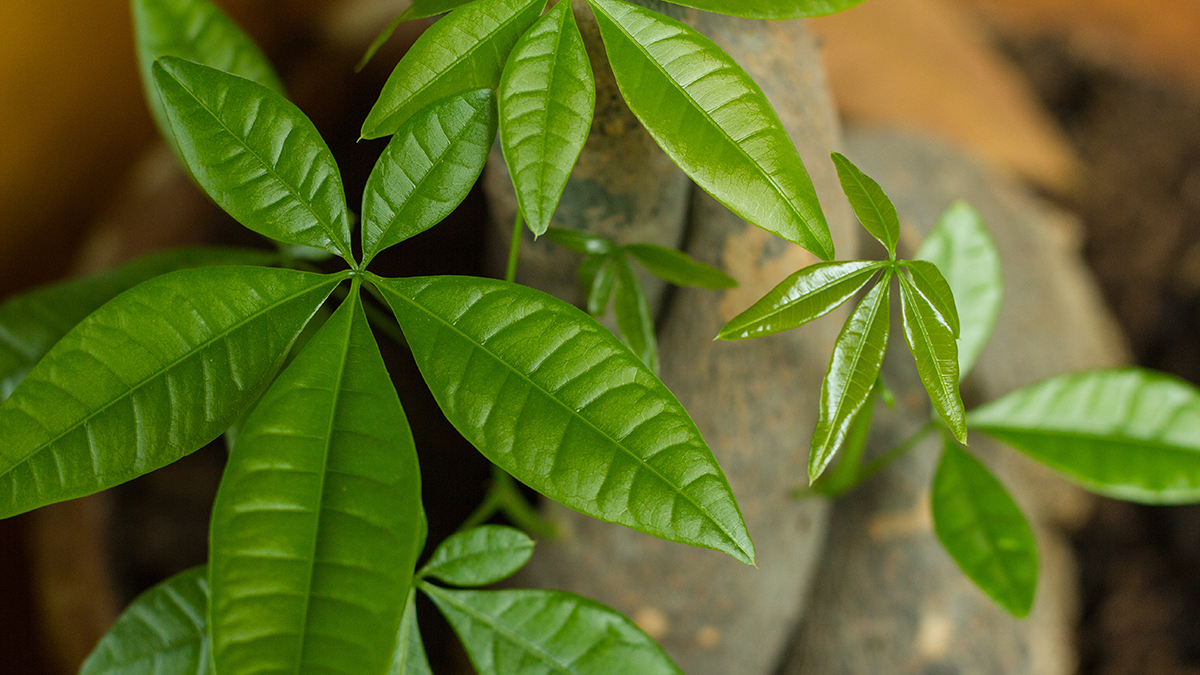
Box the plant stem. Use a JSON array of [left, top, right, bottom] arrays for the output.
[[459, 465, 558, 540], [506, 210, 524, 284]]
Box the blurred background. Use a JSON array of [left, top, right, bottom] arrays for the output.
[[3, 0, 1200, 672]]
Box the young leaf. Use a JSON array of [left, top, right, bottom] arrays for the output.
[[810, 384, 878, 498], [499, 1, 596, 237], [0, 266, 342, 519], [372, 274, 754, 564], [898, 274, 967, 444], [362, 89, 498, 265], [663, 0, 867, 20], [831, 152, 900, 259], [613, 255, 660, 373], [810, 273, 891, 482], [389, 590, 434, 675], [421, 584, 684, 675], [0, 246, 276, 399], [79, 566, 209, 675], [358, 0, 481, 72], [545, 227, 616, 256], [589, 0, 834, 260], [968, 369, 1200, 504], [209, 292, 424, 675], [718, 261, 885, 341], [419, 525, 535, 586], [901, 260, 960, 338], [153, 57, 355, 263], [361, 0, 547, 139], [133, 0, 284, 153], [579, 255, 617, 317], [624, 244, 736, 289], [916, 201, 1001, 379], [933, 442, 1038, 617]]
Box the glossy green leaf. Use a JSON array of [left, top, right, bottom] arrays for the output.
[[589, 0, 834, 260], [916, 201, 1001, 378], [422, 583, 684, 675], [133, 0, 283, 154], [810, 272, 890, 482], [80, 566, 210, 675], [0, 266, 341, 519], [153, 57, 355, 262], [389, 589, 433, 675], [499, 1, 595, 237], [831, 152, 899, 259], [901, 260, 960, 338], [0, 246, 276, 400], [546, 228, 615, 256], [372, 273, 754, 564], [933, 442, 1038, 617], [579, 255, 617, 317], [898, 274, 967, 443], [718, 261, 884, 341], [419, 525, 535, 586], [357, 0, 480, 72], [810, 384, 878, 498], [624, 244, 736, 289], [665, 0, 867, 19], [613, 255, 659, 373], [362, 89, 498, 265], [209, 292, 423, 675], [361, 0, 546, 139], [968, 369, 1200, 504]]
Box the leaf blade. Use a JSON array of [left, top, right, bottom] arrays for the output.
[[623, 244, 736, 289], [580, 255, 617, 317], [898, 274, 967, 443], [419, 525, 535, 586], [932, 442, 1038, 617], [389, 590, 434, 675], [0, 266, 341, 518], [665, 0, 867, 19], [901, 260, 960, 338], [373, 274, 754, 564], [831, 152, 900, 259], [613, 255, 659, 373], [358, 0, 481, 72], [545, 227, 615, 256], [589, 0, 834, 260]]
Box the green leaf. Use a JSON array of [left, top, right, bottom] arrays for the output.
[[612, 255, 659, 373], [152, 57, 355, 263], [209, 292, 424, 675], [898, 275, 967, 443], [916, 201, 1001, 378], [901, 260, 960, 338], [0, 246, 277, 400], [389, 589, 434, 675], [831, 152, 900, 259], [361, 0, 547, 139], [810, 384, 878, 498], [545, 228, 616, 256], [810, 272, 891, 482], [357, 0, 480, 72], [932, 442, 1038, 617], [717, 261, 884, 341], [579, 255, 617, 317], [0, 266, 341, 519], [372, 273, 754, 564], [588, 0, 834, 260], [362, 89, 498, 265], [422, 583, 684, 675], [499, 1, 596, 237], [133, 0, 284, 154], [80, 566, 210, 675], [968, 369, 1200, 504], [419, 525, 535, 586], [664, 0, 867, 19], [623, 244, 736, 289]]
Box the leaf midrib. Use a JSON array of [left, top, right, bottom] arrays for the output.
[[724, 263, 881, 337], [389, 282, 750, 560]]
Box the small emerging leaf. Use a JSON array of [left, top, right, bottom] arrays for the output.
[[80, 566, 209, 675], [916, 202, 1001, 378], [372, 274, 754, 564], [500, 1, 596, 236], [389, 590, 434, 675], [898, 274, 967, 443], [613, 255, 659, 373], [969, 369, 1200, 504], [361, 0, 546, 138], [831, 152, 900, 259], [624, 244, 736, 289], [589, 0, 834, 260], [579, 255, 617, 317], [932, 442, 1038, 617], [665, 0, 867, 19], [422, 583, 685, 675], [358, 0, 480, 72], [810, 272, 891, 482], [420, 525, 535, 586], [546, 227, 615, 255], [153, 57, 354, 262], [718, 261, 885, 340], [362, 89, 498, 265], [902, 260, 960, 338]]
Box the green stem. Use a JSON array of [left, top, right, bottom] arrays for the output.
[[506, 210, 524, 284], [855, 419, 938, 485], [459, 465, 558, 540]]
